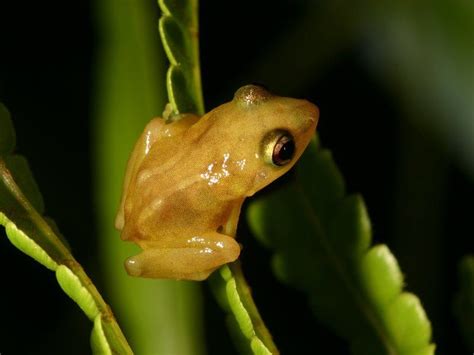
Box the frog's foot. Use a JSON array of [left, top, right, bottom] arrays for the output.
[[124, 232, 241, 281]]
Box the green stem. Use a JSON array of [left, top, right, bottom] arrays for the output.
[[187, 0, 204, 115]]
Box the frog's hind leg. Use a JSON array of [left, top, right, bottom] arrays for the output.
[[124, 232, 241, 281], [115, 118, 165, 230], [115, 114, 201, 231]]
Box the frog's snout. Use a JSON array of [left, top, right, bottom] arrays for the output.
[[299, 102, 319, 133]]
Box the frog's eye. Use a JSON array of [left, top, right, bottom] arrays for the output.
[[273, 133, 295, 166], [262, 130, 295, 167]]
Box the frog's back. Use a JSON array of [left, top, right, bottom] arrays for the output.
[[119, 115, 233, 243], [132, 151, 233, 231]]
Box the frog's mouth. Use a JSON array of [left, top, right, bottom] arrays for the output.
[[249, 170, 270, 196]]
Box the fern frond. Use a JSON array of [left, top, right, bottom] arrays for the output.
[[248, 137, 435, 355], [0, 104, 132, 355]]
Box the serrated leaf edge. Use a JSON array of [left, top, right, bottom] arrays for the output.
[[158, 0, 204, 115]]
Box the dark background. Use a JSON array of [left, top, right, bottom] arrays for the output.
[[0, 0, 472, 354]]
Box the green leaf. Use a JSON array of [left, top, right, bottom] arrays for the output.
[[453, 255, 474, 349], [56, 265, 100, 320], [209, 264, 277, 355], [91, 315, 112, 355], [159, 0, 204, 115], [5, 219, 58, 271], [3, 155, 44, 212], [359, 245, 403, 310], [383, 293, 432, 351], [0, 103, 15, 154], [0, 104, 132, 354], [248, 138, 435, 354]]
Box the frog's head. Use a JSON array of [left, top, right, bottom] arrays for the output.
[[230, 84, 319, 196]]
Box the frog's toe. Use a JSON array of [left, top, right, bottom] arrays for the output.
[[124, 257, 143, 277]]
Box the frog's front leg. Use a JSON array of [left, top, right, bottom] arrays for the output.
[[125, 233, 241, 280]]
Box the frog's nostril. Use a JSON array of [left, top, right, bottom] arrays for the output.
[[299, 116, 317, 133]]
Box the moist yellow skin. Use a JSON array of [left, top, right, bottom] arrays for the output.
[[115, 85, 319, 280]]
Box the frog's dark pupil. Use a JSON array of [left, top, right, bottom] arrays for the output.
[[273, 134, 295, 166], [280, 140, 295, 160]]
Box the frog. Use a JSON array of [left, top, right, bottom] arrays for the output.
[[115, 84, 319, 280]]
